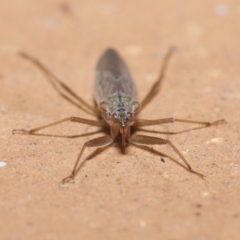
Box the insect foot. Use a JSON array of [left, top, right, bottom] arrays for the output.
[[211, 119, 227, 126], [62, 173, 75, 184], [12, 129, 30, 135]]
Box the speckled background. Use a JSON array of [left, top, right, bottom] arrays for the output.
[[0, 1, 239, 240]]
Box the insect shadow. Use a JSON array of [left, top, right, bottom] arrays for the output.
[[13, 48, 226, 183]]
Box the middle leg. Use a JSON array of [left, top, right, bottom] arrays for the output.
[[133, 118, 226, 127], [13, 116, 108, 136]]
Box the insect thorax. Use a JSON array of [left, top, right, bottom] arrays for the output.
[[99, 92, 140, 127]]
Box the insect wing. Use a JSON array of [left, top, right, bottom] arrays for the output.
[[94, 48, 137, 104]]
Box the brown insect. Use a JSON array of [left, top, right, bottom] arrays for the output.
[[13, 48, 226, 183]]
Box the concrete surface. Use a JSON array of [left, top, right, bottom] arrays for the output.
[[0, 0, 239, 239]]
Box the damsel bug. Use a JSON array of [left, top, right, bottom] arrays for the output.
[[13, 48, 225, 183]]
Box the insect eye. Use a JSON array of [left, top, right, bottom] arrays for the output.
[[133, 101, 140, 112], [109, 113, 118, 122], [99, 101, 108, 112], [127, 113, 135, 122]]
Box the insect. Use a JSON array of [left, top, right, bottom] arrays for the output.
[[13, 48, 226, 183]]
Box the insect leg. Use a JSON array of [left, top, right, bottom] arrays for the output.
[[62, 135, 113, 183], [139, 47, 175, 112], [12, 130, 103, 139], [13, 117, 108, 136], [128, 134, 203, 178], [19, 52, 99, 116], [133, 118, 226, 127]]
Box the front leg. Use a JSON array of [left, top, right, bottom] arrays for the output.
[[62, 135, 113, 183], [128, 134, 204, 178]]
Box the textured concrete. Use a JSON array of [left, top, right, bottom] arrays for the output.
[[0, 1, 239, 239]]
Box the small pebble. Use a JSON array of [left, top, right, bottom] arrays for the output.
[[0, 161, 7, 167], [206, 138, 224, 145], [139, 220, 146, 228], [214, 3, 229, 17]]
